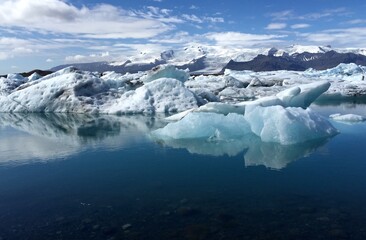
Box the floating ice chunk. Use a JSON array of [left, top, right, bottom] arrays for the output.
[[276, 81, 331, 108], [153, 112, 251, 140], [329, 113, 366, 122], [105, 78, 198, 114], [0, 69, 109, 113], [195, 102, 246, 115], [305, 63, 365, 76], [167, 80, 331, 121], [140, 65, 189, 83], [165, 109, 196, 121], [245, 105, 338, 145], [6, 73, 25, 81], [28, 72, 42, 81], [101, 71, 144, 87], [155, 105, 338, 145], [192, 88, 220, 103]]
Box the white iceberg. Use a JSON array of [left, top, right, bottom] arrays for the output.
[[140, 65, 189, 83], [104, 78, 198, 114], [245, 105, 338, 144], [0, 66, 198, 114], [154, 112, 251, 140], [155, 80, 338, 145], [167, 80, 331, 121], [154, 107, 337, 145], [1, 63, 366, 115]]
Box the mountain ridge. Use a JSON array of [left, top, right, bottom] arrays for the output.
[[47, 45, 366, 74]]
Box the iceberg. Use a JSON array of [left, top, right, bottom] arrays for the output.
[[140, 65, 190, 83], [167, 81, 331, 121], [244, 105, 337, 145], [1, 63, 365, 115], [155, 80, 338, 145], [154, 112, 251, 140], [104, 78, 198, 114], [154, 107, 337, 145], [0, 66, 198, 114]]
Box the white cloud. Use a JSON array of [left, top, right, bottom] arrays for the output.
[[182, 14, 203, 23], [0, 37, 33, 59], [149, 31, 191, 44], [205, 32, 287, 47], [301, 27, 366, 48], [204, 17, 224, 23], [0, 52, 10, 60], [266, 23, 287, 30], [270, 8, 351, 21], [346, 19, 366, 25], [0, 0, 171, 39], [270, 10, 294, 20], [46, 58, 53, 62], [65, 51, 112, 63], [182, 14, 224, 24], [291, 23, 310, 29]]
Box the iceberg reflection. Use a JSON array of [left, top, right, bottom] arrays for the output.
[[0, 113, 333, 170], [0, 113, 165, 165], [153, 135, 331, 170]]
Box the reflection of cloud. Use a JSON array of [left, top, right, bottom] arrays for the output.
[[152, 134, 331, 170], [0, 113, 165, 166]]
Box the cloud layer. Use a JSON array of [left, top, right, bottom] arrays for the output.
[[0, 0, 171, 39]]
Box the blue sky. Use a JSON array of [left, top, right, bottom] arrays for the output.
[[1, 0, 366, 74]]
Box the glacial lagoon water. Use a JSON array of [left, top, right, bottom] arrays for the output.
[[0, 104, 366, 240]]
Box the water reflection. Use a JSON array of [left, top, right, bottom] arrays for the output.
[[0, 113, 334, 169], [0, 113, 165, 165], [153, 134, 331, 170]]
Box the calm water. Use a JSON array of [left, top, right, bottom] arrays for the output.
[[0, 104, 366, 240]]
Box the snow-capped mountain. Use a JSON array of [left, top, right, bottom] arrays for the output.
[[50, 45, 366, 74]]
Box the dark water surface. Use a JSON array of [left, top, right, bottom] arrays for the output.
[[0, 105, 366, 240]]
